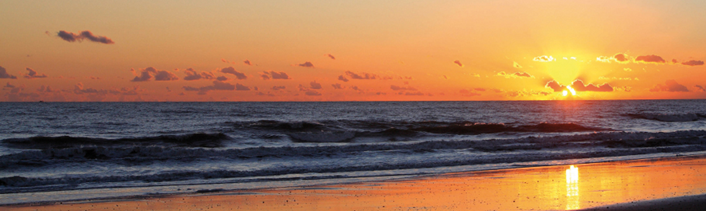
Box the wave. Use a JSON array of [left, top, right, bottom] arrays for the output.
[[2, 136, 705, 191], [232, 120, 612, 142], [2, 130, 706, 171], [2, 133, 230, 149], [625, 113, 706, 122]]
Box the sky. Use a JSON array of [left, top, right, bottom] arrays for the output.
[[1, 0, 705, 101]]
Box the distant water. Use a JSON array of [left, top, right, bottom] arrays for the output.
[[2, 100, 706, 204]]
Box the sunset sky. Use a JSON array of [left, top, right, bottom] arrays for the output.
[[1, 0, 705, 101]]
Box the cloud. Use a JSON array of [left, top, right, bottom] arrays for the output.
[[474, 88, 486, 91], [338, 75, 349, 82], [513, 61, 522, 68], [327, 54, 336, 60], [310, 81, 322, 89], [404, 91, 425, 96], [0, 66, 17, 79], [37, 85, 53, 92], [681, 60, 704, 66], [459, 89, 481, 97], [182, 81, 246, 95], [570, 80, 614, 92], [57, 30, 114, 44], [298, 84, 322, 96], [272, 86, 286, 90], [216, 76, 228, 81], [650, 80, 689, 92], [243, 60, 252, 66], [131, 67, 178, 82], [635, 55, 666, 63], [545, 80, 613, 92], [331, 83, 344, 89], [532, 55, 555, 62], [260, 71, 290, 80], [23, 68, 47, 79], [597, 53, 631, 63], [613, 53, 629, 63], [74, 82, 121, 95], [220, 67, 247, 79], [545, 81, 563, 92], [454, 60, 463, 67], [183, 68, 215, 81], [694, 85, 705, 92], [505, 90, 551, 97], [298, 62, 314, 68], [614, 86, 632, 92], [345, 71, 378, 80], [4, 82, 15, 89], [305, 91, 322, 96], [154, 71, 178, 81], [496, 71, 534, 78], [235, 83, 250, 91], [390, 85, 417, 91]]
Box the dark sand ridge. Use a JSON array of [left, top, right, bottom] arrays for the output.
[[4, 155, 706, 211]]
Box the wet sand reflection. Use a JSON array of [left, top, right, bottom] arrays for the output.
[[5, 157, 706, 211], [566, 165, 579, 210]]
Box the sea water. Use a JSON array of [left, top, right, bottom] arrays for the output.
[[1, 100, 706, 204]]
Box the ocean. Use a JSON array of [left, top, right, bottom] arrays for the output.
[[2, 100, 706, 204]]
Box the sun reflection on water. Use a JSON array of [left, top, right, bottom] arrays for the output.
[[566, 165, 579, 210]]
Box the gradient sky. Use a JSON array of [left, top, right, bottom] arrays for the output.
[[1, 0, 705, 101]]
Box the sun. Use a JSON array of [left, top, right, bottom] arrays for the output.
[[562, 85, 577, 96]]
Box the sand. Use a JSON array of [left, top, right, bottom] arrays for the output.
[[4, 155, 706, 211]]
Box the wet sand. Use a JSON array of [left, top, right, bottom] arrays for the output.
[[4, 155, 706, 211]]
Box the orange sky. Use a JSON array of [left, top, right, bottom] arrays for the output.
[[1, 0, 705, 101]]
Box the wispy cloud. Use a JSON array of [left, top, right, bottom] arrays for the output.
[[390, 85, 417, 91], [331, 83, 344, 89], [57, 30, 114, 44], [453, 60, 463, 67], [310, 81, 322, 89], [298, 62, 314, 68], [532, 55, 555, 62], [24, 68, 47, 79], [345, 71, 378, 80], [183, 81, 249, 95], [220, 67, 247, 79], [635, 55, 666, 64], [496, 71, 533, 78], [0, 66, 17, 79], [260, 71, 290, 80], [545, 80, 614, 92], [596, 53, 630, 63], [681, 60, 704, 66], [131, 67, 178, 82], [183, 68, 215, 81], [650, 80, 689, 92]]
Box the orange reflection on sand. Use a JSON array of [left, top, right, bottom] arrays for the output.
[[5, 157, 706, 211], [566, 165, 579, 210]]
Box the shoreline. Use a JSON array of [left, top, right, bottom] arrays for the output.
[[4, 155, 706, 210]]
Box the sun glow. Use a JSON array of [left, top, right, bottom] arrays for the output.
[[567, 86, 576, 95], [563, 86, 577, 97]]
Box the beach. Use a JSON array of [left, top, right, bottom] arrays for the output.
[[4, 155, 706, 211]]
